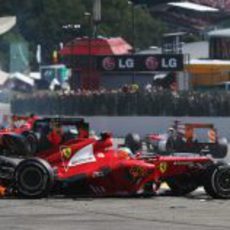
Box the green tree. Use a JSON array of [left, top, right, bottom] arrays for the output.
[[0, 0, 166, 70]]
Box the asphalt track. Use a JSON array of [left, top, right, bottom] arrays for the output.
[[1, 141, 230, 230], [1, 190, 230, 230]]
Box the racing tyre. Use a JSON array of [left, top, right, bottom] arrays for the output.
[[125, 133, 142, 153], [203, 163, 230, 199], [2, 134, 31, 157], [0, 156, 20, 181], [211, 138, 228, 159], [15, 158, 54, 198], [166, 176, 199, 196]]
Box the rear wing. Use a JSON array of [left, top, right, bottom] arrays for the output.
[[32, 116, 90, 137]]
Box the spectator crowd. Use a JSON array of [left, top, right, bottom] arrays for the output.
[[11, 87, 230, 116]]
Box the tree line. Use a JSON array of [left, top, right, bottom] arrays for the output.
[[0, 0, 165, 71]]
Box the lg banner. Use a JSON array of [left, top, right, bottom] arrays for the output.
[[97, 54, 184, 72]]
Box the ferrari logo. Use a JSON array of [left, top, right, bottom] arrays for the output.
[[61, 147, 72, 159], [159, 162, 168, 173]]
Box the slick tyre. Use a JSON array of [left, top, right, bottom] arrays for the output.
[[211, 138, 228, 159], [15, 158, 54, 198], [203, 163, 230, 199], [166, 176, 198, 196]]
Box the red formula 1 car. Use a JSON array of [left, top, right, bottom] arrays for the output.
[[142, 121, 228, 158], [0, 117, 230, 199], [0, 114, 40, 155]]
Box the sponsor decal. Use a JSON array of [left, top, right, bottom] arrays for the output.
[[60, 146, 72, 159], [68, 144, 96, 166], [102, 56, 116, 71], [159, 162, 168, 173], [130, 166, 147, 178], [145, 56, 159, 70], [173, 161, 194, 166], [97, 54, 183, 71], [92, 171, 105, 178], [97, 152, 105, 158]]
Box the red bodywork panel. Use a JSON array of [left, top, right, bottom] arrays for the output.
[[0, 117, 214, 196], [34, 135, 212, 196]]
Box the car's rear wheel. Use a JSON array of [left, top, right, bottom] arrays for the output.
[[15, 158, 54, 198], [210, 138, 228, 159], [203, 163, 230, 199], [166, 176, 199, 195]]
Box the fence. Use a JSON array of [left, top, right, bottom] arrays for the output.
[[11, 90, 230, 116]]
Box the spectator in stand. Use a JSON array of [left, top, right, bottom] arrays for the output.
[[130, 83, 139, 93], [122, 84, 129, 93], [144, 82, 152, 93]]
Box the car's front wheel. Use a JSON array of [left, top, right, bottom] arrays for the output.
[[203, 163, 230, 199]]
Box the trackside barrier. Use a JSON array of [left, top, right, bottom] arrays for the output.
[[11, 91, 230, 117]]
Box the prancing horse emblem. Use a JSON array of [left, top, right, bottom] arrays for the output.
[[159, 162, 168, 173]]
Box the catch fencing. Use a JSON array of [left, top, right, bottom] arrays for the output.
[[11, 90, 230, 116]]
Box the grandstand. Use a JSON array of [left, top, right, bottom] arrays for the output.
[[191, 0, 230, 11], [151, 1, 230, 35]]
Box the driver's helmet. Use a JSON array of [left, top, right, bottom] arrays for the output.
[[168, 127, 176, 135], [118, 147, 134, 159]]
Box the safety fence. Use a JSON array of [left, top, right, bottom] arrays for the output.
[[11, 90, 230, 116]]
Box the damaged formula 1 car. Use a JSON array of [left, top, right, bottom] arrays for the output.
[[0, 117, 230, 199], [141, 121, 228, 158]]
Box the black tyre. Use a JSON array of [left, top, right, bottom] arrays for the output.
[[203, 163, 230, 199], [211, 138, 228, 159], [0, 156, 20, 181], [125, 133, 142, 153], [15, 158, 54, 198], [166, 176, 199, 195], [2, 134, 31, 157]]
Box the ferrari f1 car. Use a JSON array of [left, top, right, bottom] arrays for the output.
[[0, 114, 40, 155], [142, 121, 228, 158], [0, 117, 230, 199]]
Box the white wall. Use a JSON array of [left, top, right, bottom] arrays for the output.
[[83, 116, 230, 139]]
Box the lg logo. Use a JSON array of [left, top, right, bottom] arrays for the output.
[[118, 58, 134, 69], [145, 57, 178, 70], [100, 55, 182, 71], [102, 57, 135, 70], [161, 58, 178, 69], [102, 56, 116, 71], [145, 56, 159, 70]]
